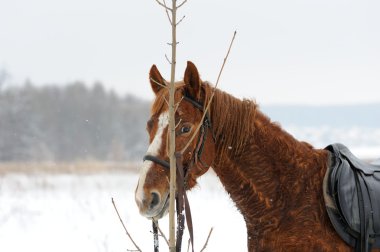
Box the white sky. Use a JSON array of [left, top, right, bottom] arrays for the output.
[[0, 0, 379, 105]]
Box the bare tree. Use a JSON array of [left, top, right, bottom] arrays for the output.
[[137, 1, 236, 251], [154, 1, 188, 251]]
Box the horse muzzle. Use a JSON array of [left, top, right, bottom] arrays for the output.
[[135, 189, 170, 220]]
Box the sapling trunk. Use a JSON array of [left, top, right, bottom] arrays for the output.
[[168, 1, 178, 251]]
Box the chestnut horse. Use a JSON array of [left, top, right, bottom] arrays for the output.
[[135, 61, 378, 251]]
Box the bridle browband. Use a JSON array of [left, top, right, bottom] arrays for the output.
[[142, 93, 213, 176]]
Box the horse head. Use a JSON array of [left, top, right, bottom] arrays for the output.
[[135, 61, 216, 219]]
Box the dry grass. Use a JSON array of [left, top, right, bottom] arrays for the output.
[[0, 161, 140, 175]]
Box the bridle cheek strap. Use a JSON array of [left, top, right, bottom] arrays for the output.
[[143, 94, 209, 252], [143, 93, 213, 172], [194, 116, 211, 168]]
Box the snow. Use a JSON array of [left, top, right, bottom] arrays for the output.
[[1, 124, 380, 252], [286, 126, 380, 160], [0, 170, 246, 252]]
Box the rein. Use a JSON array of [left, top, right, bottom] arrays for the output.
[[143, 93, 212, 252]]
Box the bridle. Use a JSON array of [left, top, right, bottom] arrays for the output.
[[142, 93, 213, 252], [143, 93, 213, 181]]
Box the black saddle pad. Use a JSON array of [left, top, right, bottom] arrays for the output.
[[324, 143, 380, 251]]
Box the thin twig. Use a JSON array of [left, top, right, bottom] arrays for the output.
[[180, 31, 237, 154], [111, 198, 142, 252], [174, 96, 184, 113], [155, 0, 173, 11], [175, 118, 183, 129], [150, 77, 168, 89], [199, 227, 214, 252], [162, 0, 173, 24], [214, 31, 237, 92], [187, 238, 191, 252], [167, 42, 179, 46], [164, 97, 170, 107], [177, 0, 187, 9], [176, 15, 186, 26], [165, 54, 172, 65], [156, 222, 170, 246]]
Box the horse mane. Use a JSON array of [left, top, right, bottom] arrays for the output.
[[203, 82, 259, 158]]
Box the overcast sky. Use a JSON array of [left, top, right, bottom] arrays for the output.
[[0, 0, 379, 105]]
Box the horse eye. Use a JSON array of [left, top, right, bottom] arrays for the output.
[[180, 126, 191, 134]]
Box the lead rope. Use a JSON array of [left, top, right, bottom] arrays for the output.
[[148, 94, 210, 251], [150, 153, 194, 252], [176, 152, 185, 252], [176, 196, 185, 252], [176, 152, 194, 252], [152, 220, 159, 252]]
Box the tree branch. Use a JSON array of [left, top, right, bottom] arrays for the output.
[[177, 0, 187, 9], [167, 42, 179, 46], [155, 0, 173, 11], [176, 15, 186, 26], [175, 118, 183, 129], [150, 77, 168, 89], [180, 30, 237, 154], [214, 31, 237, 92], [164, 97, 170, 107], [156, 222, 170, 246], [187, 238, 191, 252], [199, 227, 214, 252], [111, 198, 142, 252], [162, 0, 173, 24], [174, 96, 184, 113], [165, 54, 172, 65]]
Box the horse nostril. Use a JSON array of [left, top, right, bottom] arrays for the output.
[[150, 192, 160, 209]]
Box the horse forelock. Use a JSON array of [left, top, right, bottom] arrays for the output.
[[151, 81, 185, 116]]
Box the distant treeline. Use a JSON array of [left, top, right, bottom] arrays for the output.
[[1, 82, 379, 162], [0, 82, 149, 162]]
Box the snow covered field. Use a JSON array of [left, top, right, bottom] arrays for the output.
[[1, 127, 379, 252], [0, 167, 246, 252]]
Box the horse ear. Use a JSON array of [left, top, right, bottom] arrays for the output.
[[149, 65, 166, 95], [184, 61, 201, 100]]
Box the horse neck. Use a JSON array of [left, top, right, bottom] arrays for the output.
[[208, 90, 329, 223]]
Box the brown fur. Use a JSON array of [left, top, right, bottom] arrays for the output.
[[137, 61, 379, 251]]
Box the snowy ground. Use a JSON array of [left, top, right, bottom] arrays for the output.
[[0, 167, 246, 252], [1, 136, 379, 252]]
